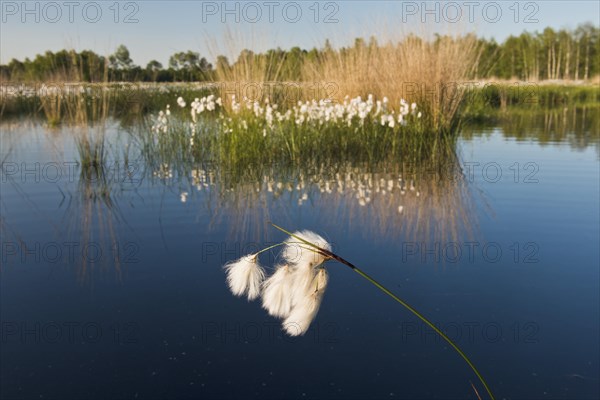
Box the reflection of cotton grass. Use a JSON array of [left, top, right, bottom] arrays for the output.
[[222, 223, 495, 400], [182, 165, 421, 211], [152, 163, 173, 179]]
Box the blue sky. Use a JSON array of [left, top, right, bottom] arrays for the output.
[[1, 1, 599, 66]]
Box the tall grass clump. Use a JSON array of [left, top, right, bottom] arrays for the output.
[[38, 84, 63, 127], [0, 50, 152, 126], [75, 127, 108, 181], [303, 33, 481, 133], [39, 84, 109, 127], [211, 29, 288, 111], [209, 30, 481, 133], [32, 50, 111, 126], [139, 93, 431, 176]]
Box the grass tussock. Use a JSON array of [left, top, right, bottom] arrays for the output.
[[141, 93, 431, 179], [208, 28, 481, 133], [303, 34, 482, 133], [210, 30, 288, 110]]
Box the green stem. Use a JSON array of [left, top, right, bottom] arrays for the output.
[[254, 241, 319, 259], [351, 266, 495, 400], [254, 242, 286, 256], [270, 223, 495, 400]]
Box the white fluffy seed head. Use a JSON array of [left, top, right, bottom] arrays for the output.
[[224, 231, 332, 337], [261, 264, 295, 318], [282, 268, 328, 336], [281, 230, 331, 267], [223, 254, 265, 301], [313, 268, 329, 292], [289, 262, 316, 309]]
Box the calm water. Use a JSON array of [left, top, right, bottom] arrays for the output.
[[1, 113, 599, 399]]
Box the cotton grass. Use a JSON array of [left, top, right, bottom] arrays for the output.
[[223, 253, 265, 300], [222, 223, 496, 399], [261, 264, 294, 318], [223, 230, 332, 336]]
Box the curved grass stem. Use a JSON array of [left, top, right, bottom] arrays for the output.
[[270, 222, 495, 400]]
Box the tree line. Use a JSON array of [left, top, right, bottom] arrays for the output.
[[477, 23, 599, 81], [1, 24, 598, 83]]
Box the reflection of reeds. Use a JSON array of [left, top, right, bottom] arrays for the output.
[[71, 170, 122, 284], [319, 157, 475, 245], [75, 127, 108, 184], [0, 121, 128, 283], [67, 125, 129, 284], [39, 89, 62, 127], [147, 139, 476, 246]]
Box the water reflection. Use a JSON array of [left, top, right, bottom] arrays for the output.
[[164, 158, 476, 244], [5, 104, 598, 281], [0, 122, 136, 284], [464, 106, 600, 153], [68, 159, 123, 284]]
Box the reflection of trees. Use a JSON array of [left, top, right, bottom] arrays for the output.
[[462, 106, 600, 153]]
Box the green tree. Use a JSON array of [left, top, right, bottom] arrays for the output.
[[169, 51, 212, 81], [146, 60, 163, 81], [109, 45, 134, 80]]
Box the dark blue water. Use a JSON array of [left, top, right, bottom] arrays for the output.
[[1, 117, 599, 399]]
